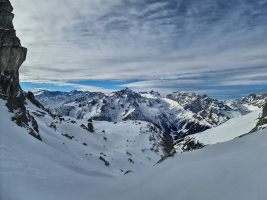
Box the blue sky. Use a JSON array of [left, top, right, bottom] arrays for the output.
[[12, 0, 267, 98], [21, 80, 267, 99]]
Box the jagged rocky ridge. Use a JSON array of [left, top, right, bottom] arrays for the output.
[[35, 90, 267, 140], [36, 89, 212, 140], [167, 92, 266, 126], [0, 0, 41, 140], [167, 92, 239, 126]]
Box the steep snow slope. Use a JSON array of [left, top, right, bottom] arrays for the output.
[[1, 97, 267, 200], [177, 109, 262, 146], [99, 129, 267, 200]]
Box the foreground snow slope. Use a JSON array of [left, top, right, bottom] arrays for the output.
[[103, 129, 267, 200], [1, 96, 267, 200], [181, 109, 262, 145]]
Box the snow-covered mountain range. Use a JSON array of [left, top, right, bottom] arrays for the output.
[[35, 89, 266, 139], [1, 1, 267, 199]]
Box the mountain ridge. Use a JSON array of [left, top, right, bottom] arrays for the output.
[[35, 89, 267, 140]]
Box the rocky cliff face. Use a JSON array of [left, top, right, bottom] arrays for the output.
[[0, 0, 27, 98], [0, 0, 41, 140]]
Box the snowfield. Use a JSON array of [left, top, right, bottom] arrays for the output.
[[179, 109, 262, 146], [1, 98, 267, 200]]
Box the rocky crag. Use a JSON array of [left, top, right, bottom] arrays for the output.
[[251, 101, 267, 132], [0, 0, 26, 97], [0, 0, 41, 140]]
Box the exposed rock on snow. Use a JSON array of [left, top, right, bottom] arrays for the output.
[[251, 101, 267, 132]]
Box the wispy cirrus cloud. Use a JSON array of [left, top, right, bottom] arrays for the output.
[[12, 0, 267, 97]]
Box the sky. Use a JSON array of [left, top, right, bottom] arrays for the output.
[[11, 0, 267, 98]]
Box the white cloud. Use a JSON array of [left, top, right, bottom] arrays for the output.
[[11, 0, 267, 95]]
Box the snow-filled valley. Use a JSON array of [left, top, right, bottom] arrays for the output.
[[1, 95, 267, 200]]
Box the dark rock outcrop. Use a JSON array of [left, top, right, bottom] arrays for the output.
[[250, 101, 267, 132], [99, 156, 110, 166], [0, 0, 27, 98], [0, 0, 41, 140]]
